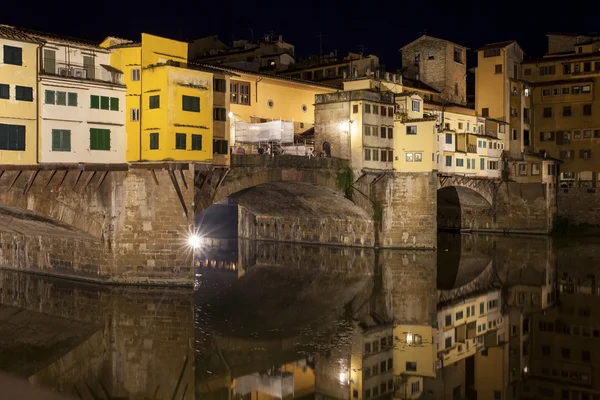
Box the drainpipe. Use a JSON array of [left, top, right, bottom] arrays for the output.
[[139, 47, 143, 161], [36, 43, 42, 164], [255, 77, 263, 103]]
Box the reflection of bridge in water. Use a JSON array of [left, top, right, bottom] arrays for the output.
[[0, 234, 575, 400]]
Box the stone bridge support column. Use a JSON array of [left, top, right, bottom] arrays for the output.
[[107, 166, 196, 284], [354, 171, 437, 249]]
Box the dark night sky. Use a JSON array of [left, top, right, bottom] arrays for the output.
[[4, 2, 600, 69]]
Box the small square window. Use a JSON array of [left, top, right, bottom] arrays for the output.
[[131, 68, 141, 81], [149, 132, 159, 149], [406, 126, 417, 135], [149, 95, 160, 109], [175, 133, 186, 150], [495, 64, 502, 74], [15, 86, 33, 102]]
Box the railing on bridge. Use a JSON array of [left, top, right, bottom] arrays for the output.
[[230, 154, 348, 169]]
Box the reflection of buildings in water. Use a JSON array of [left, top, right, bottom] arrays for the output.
[[233, 361, 310, 400], [518, 259, 600, 400]]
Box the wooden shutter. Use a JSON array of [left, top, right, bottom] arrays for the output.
[[100, 96, 110, 110], [68, 92, 77, 107], [90, 128, 97, 149], [90, 95, 99, 109], [110, 97, 119, 111]]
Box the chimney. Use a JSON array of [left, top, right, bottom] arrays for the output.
[[375, 70, 380, 78], [354, 69, 358, 77], [385, 72, 390, 81], [366, 67, 371, 76], [343, 71, 347, 80], [278, 34, 283, 42]]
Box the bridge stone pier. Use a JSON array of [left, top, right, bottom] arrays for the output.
[[437, 173, 555, 234], [0, 164, 196, 285]]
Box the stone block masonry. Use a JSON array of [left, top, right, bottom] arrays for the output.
[[557, 188, 600, 226], [0, 167, 196, 285], [370, 172, 438, 249], [235, 182, 375, 247]]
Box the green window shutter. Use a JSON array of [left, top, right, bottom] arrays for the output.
[[90, 128, 97, 149], [175, 133, 186, 149], [56, 91, 66, 105], [67, 92, 77, 107], [192, 134, 202, 150], [150, 132, 159, 149], [100, 96, 110, 110], [222, 140, 228, 154], [52, 129, 61, 150], [0, 84, 9, 99], [182, 95, 200, 112], [149, 95, 160, 109], [63, 130, 71, 151], [100, 129, 110, 150], [51, 129, 71, 151], [90, 95, 99, 109], [110, 97, 119, 111], [45, 90, 55, 104]]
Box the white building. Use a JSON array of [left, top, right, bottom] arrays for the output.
[[26, 29, 126, 164]]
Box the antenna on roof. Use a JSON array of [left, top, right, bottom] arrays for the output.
[[358, 44, 367, 57], [250, 28, 254, 43], [419, 29, 428, 36], [317, 32, 328, 62]]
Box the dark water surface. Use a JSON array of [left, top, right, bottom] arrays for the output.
[[0, 234, 598, 400]]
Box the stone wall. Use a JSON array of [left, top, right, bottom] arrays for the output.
[[0, 167, 195, 285], [557, 188, 600, 226], [375, 172, 438, 249], [236, 182, 375, 247], [438, 182, 553, 234], [314, 101, 351, 159]]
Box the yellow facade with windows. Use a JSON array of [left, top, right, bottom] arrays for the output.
[[525, 52, 600, 184], [103, 33, 214, 162], [224, 69, 334, 130], [0, 27, 40, 164]]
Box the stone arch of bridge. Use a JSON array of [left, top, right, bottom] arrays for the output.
[[0, 170, 106, 241], [194, 156, 348, 215], [437, 185, 494, 231]]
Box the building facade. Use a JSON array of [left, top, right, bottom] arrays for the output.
[[21, 31, 128, 164], [401, 35, 467, 105], [104, 33, 223, 163], [523, 33, 600, 187], [0, 26, 41, 164]]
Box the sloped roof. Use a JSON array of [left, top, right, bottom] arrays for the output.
[[14, 26, 101, 48], [0, 25, 43, 44], [475, 40, 516, 52], [399, 34, 468, 51]]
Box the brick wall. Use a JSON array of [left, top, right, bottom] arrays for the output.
[[558, 188, 600, 226]]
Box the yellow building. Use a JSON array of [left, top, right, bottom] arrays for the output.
[[522, 33, 600, 187], [102, 33, 233, 164], [0, 26, 41, 164], [205, 65, 336, 141], [393, 92, 437, 173], [393, 324, 436, 399]]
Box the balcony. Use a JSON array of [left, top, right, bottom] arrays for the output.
[[41, 61, 124, 85]]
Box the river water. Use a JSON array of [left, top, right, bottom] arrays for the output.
[[0, 233, 598, 400]]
